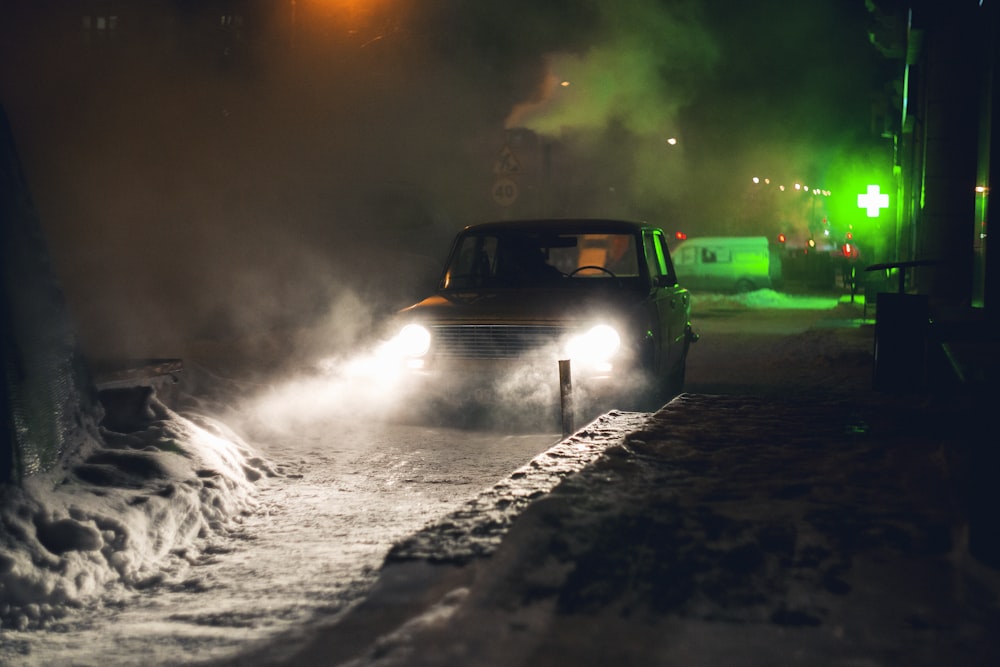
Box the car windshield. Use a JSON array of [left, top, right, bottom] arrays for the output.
[[440, 230, 640, 290]]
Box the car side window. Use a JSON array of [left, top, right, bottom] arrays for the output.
[[642, 232, 673, 285], [643, 231, 676, 286], [703, 247, 732, 263], [644, 233, 660, 280]]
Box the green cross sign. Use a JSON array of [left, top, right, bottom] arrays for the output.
[[857, 184, 889, 218]]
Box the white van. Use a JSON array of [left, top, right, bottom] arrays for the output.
[[671, 236, 781, 293]]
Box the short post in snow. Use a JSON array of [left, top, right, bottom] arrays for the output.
[[559, 359, 574, 437]]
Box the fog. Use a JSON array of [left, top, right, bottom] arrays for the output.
[[0, 0, 888, 377], [236, 341, 637, 438]]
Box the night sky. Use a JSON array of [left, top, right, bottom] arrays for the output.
[[0, 0, 893, 364]]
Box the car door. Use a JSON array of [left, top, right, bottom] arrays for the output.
[[643, 230, 690, 377]]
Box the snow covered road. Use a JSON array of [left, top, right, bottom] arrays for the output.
[[0, 290, 850, 666], [1, 416, 558, 666]]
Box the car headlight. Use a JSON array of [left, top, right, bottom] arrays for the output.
[[395, 323, 431, 357], [566, 324, 621, 363]]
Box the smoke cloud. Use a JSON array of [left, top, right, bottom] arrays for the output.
[[0, 0, 886, 388]]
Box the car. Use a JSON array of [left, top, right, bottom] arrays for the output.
[[387, 218, 698, 412], [670, 236, 782, 293]]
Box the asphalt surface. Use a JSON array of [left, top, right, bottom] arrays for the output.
[[259, 300, 1000, 666]]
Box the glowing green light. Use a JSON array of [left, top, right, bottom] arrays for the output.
[[857, 184, 889, 218]]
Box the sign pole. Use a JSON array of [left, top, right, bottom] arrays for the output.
[[559, 359, 574, 436]]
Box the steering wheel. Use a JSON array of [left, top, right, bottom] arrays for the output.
[[569, 265, 617, 278]]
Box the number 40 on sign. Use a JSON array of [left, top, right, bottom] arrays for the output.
[[492, 177, 518, 206]]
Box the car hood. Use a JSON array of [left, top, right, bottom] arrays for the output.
[[397, 287, 649, 326]]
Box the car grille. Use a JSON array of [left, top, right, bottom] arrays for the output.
[[431, 324, 568, 359]]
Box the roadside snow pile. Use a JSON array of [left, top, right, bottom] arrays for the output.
[[0, 394, 271, 630], [693, 289, 839, 311]]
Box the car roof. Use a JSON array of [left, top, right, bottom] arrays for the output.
[[459, 218, 657, 235], [674, 236, 770, 245]]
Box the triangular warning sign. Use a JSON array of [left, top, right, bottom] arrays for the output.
[[493, 145, 521, 175]]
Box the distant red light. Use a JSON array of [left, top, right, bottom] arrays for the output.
[[777, 233, 786, 243], [675, 231, 687, 240]]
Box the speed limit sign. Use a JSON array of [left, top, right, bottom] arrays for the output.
[[492, 177, 519, 206]]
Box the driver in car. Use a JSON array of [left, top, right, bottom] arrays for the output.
[[499, 237, 565, 283]]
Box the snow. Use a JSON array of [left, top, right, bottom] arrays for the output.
[[268, 296, 1000, 667], [693, 288, 841, 311], [0, 399, 269, 631], [3, 290, 997, 665], [0, 290, 845, 632]]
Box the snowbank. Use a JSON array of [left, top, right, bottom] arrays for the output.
[[0, 395, 271, 630], [693, 288, 840, 311]]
